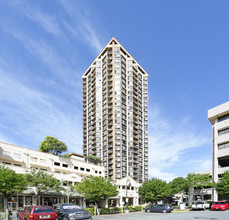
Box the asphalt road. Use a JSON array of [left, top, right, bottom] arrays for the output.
[[93, 210, 229, 220]]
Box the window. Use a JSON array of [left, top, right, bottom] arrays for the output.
[[74, 166, 78, 170], [99, 171, 102, 174], [33, 207, 55, 213], [3, 162, 11, 165], [80, 167, 85, 171], [31, 157, 38, 162], [62, 164, 68, 168], [218, 128, 229, 136], [95, 170, 98, 173], [218, 142, 229, 150], [14, 153, 21, 159], [218, 114, 229, 122], [18, 196, 23, 208], [54, 162, 60, 166], [14, 164, 22, 167], [86, 169, 90, 172], [2, 151, 10, 156]]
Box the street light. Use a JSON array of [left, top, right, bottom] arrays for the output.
[[126, 178, 131, 212]]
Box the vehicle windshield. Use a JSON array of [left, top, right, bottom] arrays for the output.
[[33, 207, 55, 213], [62, 205, 83, 210], [214, 202, 226, 205]]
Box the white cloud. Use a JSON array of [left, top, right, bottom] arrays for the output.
[[0, 63, 82, 153], [8, 0, 63, 37], [60, 0, 104, 53], [148, 102, 211, 181], [6, 30, 82, 92]]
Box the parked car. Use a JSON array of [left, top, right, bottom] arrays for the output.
[[145, 204, 173, 213], [53, 203, 92, 220], [211, 201, 229, 211], [192, 201, 210, 210], [17, 205, 57, 220]]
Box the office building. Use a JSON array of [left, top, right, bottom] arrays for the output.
[[82, 38, 148, 183], [208, 101, 229, 201]]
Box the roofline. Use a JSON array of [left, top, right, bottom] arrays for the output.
[[0, 141, 83, 159], [208, 101, 229, 125], [82, 37, 148, 78]]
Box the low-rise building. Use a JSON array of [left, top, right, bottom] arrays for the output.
[[0, 141, 104, 210], [0, 142, 142, 211], [98, 177, 142, 208]]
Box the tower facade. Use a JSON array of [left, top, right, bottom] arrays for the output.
[[208, 101, 229, 201], [82, 38, 148, 183]]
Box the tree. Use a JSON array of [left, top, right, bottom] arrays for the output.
[[138, 178, 171, 204], [75, 176, 118, 213], [170, 177, 188, 195], [25, 169, 64, 205], [39, 136, 67, 155], [216, 171, 229, 198], [170, 177, 188, 202], [0, 166, 27, 219], [186, 173, 213, 205], [85, 155, 103, 165]]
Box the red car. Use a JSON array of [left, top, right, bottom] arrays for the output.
[[211, 201, 229, 211], [18, 205, 57, 220]]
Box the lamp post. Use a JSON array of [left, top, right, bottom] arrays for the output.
[[125, 178, 131, 212]]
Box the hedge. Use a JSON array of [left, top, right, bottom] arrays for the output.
[[99, 207, 121, 214], [85, 208, 94, 215]]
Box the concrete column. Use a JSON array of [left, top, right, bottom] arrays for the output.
[[136, 196, 139, 206], [120, 196, 123, 207], [212, 122, 218, 201], [83, 198, 86, 208], [105, 199, 108, 208]]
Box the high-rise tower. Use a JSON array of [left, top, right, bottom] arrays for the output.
[[82, 38, 148, 183]]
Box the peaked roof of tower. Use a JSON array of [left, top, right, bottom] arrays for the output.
[[82, 37, 148, 78]]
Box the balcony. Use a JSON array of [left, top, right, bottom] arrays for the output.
[[30, 157, 49, 169]]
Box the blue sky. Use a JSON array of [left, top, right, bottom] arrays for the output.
[[0, 0, 228, 181]]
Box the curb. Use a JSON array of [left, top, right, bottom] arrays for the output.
[[172, 209, 190, 213]]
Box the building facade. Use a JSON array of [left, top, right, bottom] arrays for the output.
[[0, 141, 104, 210], [0, 142, 143, 211], [82, 38, 148, 183], [208, 101, 229, 201]]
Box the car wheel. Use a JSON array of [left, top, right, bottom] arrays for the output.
[[162, 209, 167, 213], [62, 216, 69, 220], [146, 209, 150, 213]]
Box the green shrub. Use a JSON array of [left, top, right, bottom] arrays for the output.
[[99, 207, 121, 214], [113, 207, 121, 213], [133, 206, 142, 211], [127, 206, 134, 211], [127, 206, 143, 212], [85, 208, 94, 215]]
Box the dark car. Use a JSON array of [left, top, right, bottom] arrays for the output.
[[145, 204, 173, 213], [18, 205, 57, 220], [53, 203, 92, 220]]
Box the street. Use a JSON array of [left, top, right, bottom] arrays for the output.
[[93, 210, 229, 220]]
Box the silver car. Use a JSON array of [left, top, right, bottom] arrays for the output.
[[53, 204, 92, 220]]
